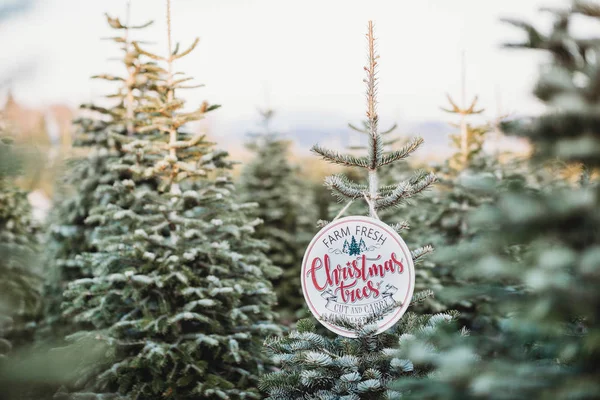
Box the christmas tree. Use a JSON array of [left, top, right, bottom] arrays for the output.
[[42, 7, 155, 341], [402, 58, 532, 326], [408, 55, 499, 251], [239, 109, 317, 323], [61, 1, 281, 398], [392, 1, 600, 398], [260, 21, 454, 399], [440, 53, 487, 173]]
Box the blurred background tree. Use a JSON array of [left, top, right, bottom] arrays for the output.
[[239, 108, 317, 324], [41, 8, 155, 343], [391, 1, 600, 398], [57, 1, 281, 398]]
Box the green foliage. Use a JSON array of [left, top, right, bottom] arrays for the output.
[[400, 75, 532, 325], [391, 2, 600, 398], [59, 5, 281, 399], [261, 303, 454, 400], [405, 158, 531, 323], [239, 110, 317, 323]]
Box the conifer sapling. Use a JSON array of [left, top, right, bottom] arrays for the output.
[[260, 21, 454, 400]]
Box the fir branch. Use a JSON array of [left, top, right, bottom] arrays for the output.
[[411, 245, 434, 263], [383, 137, 401, 147], [316, 220, 330, 229], [409, 171, 437, 197], [105, 14, 126, 29], [348, 121, 369, 134], [408, 169, 433, 186], [172, 37, 200, 60], [105, 12, 153, 30], [347, 145, 367, 150], [173, 76, 195, 86], [349, 121, 397, 137], [132, 41, 165, 61], [411, 290, 434, 305], [377, 183, 402, 197], [91, 74, 124, 81], [500, 18, 547, 49], [310, 144, 370, 168], [79, 103, 112, 115], [465, 96, 484, 114], [390, 221, 410, 232], [168, 133, 207, 149], [129, 20, 154, 30], [324, 174, 366, 201], [374, 182, 411, 210], [380, 123, 398, 135], [377, 137, 424, 167], [373, 171, 434, 210], [441, 93, 461, 114]]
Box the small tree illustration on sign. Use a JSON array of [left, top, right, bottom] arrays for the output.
[[348, 236, 361, 256]]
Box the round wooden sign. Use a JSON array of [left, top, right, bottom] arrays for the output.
[[301, 216, 415, 337]]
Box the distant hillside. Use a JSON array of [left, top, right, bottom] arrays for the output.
[[214, 110, 531, 180], [209, 111, 457, 162]]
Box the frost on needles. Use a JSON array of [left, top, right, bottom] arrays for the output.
[[239, 109, 318, 324]]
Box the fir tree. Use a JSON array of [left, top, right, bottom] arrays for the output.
[[403, 60, 531, 326], [260, 21, 454, 399], [43, 8, 155, 341], [62, 1, 280, 398], [409, 57, 499, 250], [440, 53, 487, 173], [392, 1, 600, 398], [239, 109, 317, 323]]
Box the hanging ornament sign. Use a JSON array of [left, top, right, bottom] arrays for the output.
[[301, 216, 415, 337]]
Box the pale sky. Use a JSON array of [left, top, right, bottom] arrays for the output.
[[0, 0, 582, 146]]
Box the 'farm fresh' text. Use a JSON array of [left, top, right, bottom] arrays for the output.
[[322, 225, 388, 248]]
